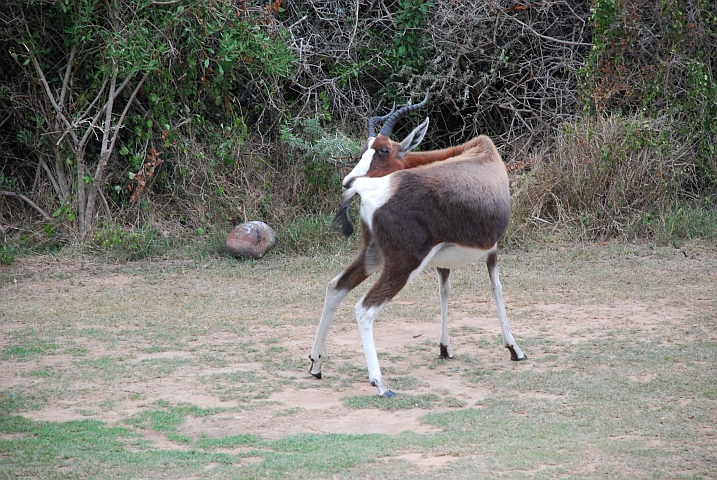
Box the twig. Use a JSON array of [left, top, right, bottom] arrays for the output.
[[346, 0, 359, 53], [288, 14, 308, 30], [0, 191, 52, 221], [502, 12, 594, 47]]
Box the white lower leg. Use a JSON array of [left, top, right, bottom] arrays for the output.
[[489, 264, 526, 361], [309, 276, 349, 377], [355, 299, 392, 396], [437, 269, 453, 358]]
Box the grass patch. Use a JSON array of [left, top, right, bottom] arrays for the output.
[[127, 401, 220, 434], [0, 416, 242, 478], [0, 243, 715, 478], [72, 355, 194, 384], [0, 391, 39, 416], [2, 340, 58, 361]]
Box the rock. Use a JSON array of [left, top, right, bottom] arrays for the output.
[[226, 221, 276, 259]]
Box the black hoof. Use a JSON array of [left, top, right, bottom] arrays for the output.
[[439, 344, 449, 359], [308, 356, 322, 379], [380, 390, 396, 398], [507, 345, 527, 362]]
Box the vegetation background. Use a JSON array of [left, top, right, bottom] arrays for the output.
[[1, 0, 716, 262]]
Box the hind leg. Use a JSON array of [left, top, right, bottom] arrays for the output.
[[355, 258, 423, 396], [436, 268, 454, 359], [487, 249, 527, 361]]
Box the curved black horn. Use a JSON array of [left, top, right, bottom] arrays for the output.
[[379, 91, 430, 137], [367, 102, 396, 138]]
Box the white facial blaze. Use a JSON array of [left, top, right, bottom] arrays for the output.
[[342, 137, 375, 187]]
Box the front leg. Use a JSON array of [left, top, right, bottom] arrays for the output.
[[355, 299, 394, 397], [309, 274, 349, 378], [436, 268, 454, 359], [309, 232, 380, 379], [355, 260, 418, 396]]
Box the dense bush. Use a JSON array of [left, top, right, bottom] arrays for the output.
[[514, 0, 717, 242], [0, 0, 714, 258], [582, 0, 717, 191]]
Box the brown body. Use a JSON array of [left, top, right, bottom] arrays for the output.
[[377, 136, 510, 253]]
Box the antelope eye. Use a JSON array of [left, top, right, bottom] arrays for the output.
[[378, 147, 389, 156]]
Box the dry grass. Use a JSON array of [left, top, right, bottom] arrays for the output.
[[508, 115, 714, 243]]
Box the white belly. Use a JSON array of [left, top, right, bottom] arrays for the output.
[[406, 242, 495, 285], [427, 243, 492, 269]]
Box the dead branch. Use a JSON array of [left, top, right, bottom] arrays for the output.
[[0, 191, 52, 221]]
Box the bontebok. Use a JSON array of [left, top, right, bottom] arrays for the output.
[[309, 93, 527, 397]]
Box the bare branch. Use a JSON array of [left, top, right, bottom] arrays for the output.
[[0, 111, 12, 131], [23, 44, 77, 144], [75, 79, 110, 151], [99, 188, 113, 223], [37, 155, 61, 198], [58, 43, 77, 110], [109, 74, 148, 152], [0, 191, 52, 221], [502, 13, 594, 47]]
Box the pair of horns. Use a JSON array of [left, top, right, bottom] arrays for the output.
[[367, 91, 430, 138]]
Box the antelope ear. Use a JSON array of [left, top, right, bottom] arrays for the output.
[[398, 118, 430, 159]]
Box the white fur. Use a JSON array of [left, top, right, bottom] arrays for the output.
[[437, 269, 453, 358], [405, 243, 493, 285], [343, 175, 393, 232], [309, 272, 351, 376], [342, 138, 375, 187], [354, 299, 391, 395], [428, 243, 493, 269]]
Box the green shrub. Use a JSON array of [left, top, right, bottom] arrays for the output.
[[92, 225, 164, 261], [0, 245, 15, 265]]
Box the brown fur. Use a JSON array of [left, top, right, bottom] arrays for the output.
[[362, 134, 494, 178], [310, 126, 525, 396], [351, 135, 510, 308]]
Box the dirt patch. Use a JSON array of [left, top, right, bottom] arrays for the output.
[[379, 452, 460, 469], [7, 301, 680, 440], [180, 396, 441, 441]]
